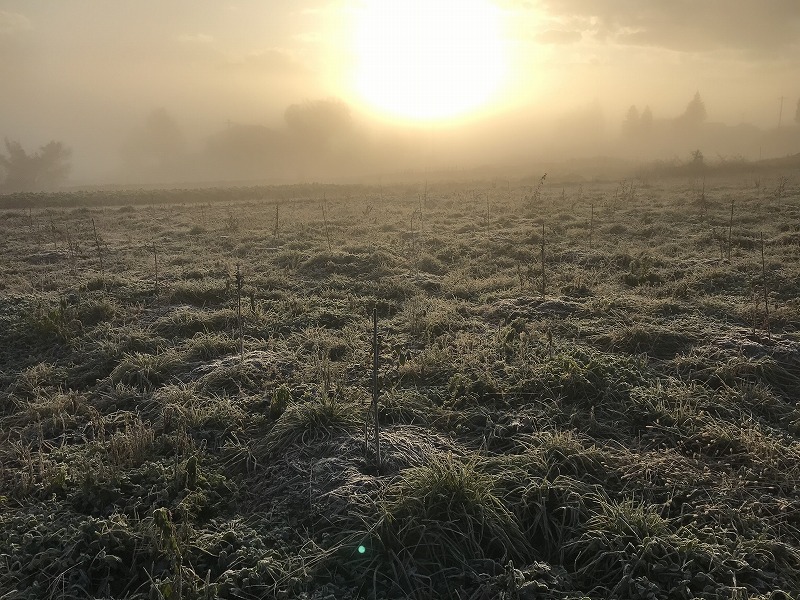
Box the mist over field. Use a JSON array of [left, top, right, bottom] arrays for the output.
[[4, 3, 800, 599], [1, 1, 799, 188]]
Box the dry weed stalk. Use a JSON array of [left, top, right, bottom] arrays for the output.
[[91, 217, 104, 279], [485, 192, 490, 249], [540, 222, 546, 299], [727, 198, 734, 261], [235, 263, 244, 363], [761, 232, 770, 339], [322, 194, 332, 252], [152, 243, 159, 295], [371, 308, 382, 470]]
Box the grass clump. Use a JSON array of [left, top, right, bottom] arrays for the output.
[[193, 352, 287, 394], [518, 345, 645, 406], [167, 282, 228, 306], [402, 295, 460, 341], [153, 308, 237, 338], [75, 296, 118, 327], [109, 350, 182, 390], [674, 347, 800, 398], [371, 453, 531, 593], [14, 391, 97, 441], [185, 331, 237, 360], [599, 322, 694, 358], [0, 506, 155, 599], [8, 362, 67, 400], [625, 380, 701, 442], [107, 417, 157, 468], [157, 384, 247, 439], [269, 384, 291, 419], [258, 398, 362, 458], [566, 498, 715, 597], [23, 300, 82, 343], [532, 430, 614, 481], [512, 476, 592, 562], [487, 445, 601, 560]]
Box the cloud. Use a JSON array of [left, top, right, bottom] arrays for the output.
[[0, 10, 31, 35], [178, 33, 214, 44], [536, 29, 582, 44], [534, 0, 800, 56], [225, 48, 309, 75]]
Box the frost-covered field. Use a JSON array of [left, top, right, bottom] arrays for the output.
[[1, 174, 799, 599]]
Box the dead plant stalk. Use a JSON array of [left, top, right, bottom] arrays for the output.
[[236, 263, 244, 362], [153, 244, 159, 295], [761, 232, 770, 339], [322, 196, 332, 253], [541, 222, 546, 299], [728, 198, 734, 261], [91, 218, 104, 278], [372, 308, 381, 470]]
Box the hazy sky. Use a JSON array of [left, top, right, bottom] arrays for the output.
[[517, 0, 800, 121], [1, 1, 799, 182]]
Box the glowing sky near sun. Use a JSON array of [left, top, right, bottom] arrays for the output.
[[1, 0, 798, 182], [349, 0, 508, 122]]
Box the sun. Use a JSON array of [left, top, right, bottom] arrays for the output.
[[349, 0, 508, 123]]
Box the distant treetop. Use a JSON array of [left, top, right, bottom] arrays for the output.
[[0, 139, 71, 193], [676, 92, 707, 128]]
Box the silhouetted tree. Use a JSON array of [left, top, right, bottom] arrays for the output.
[[640, 106, 654, 134], [795, 98, 800, 125], [0, 139, 71, 192], [622, 105, 640, 138], [688, 149, 705, 174], [676, 92, 707, 129], [555, 100, 606, 150], [284, 99, 353, 150], [122, 108, 186, 171], [203, 124, 286, 180]]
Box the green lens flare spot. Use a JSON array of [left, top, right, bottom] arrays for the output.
[[358, 545, 366, 554]]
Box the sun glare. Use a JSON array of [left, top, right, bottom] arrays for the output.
[[350, 0, 508, 123]]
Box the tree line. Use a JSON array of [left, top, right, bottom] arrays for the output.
[[0, 139, 72, 193], [623, 92, 800, 138]]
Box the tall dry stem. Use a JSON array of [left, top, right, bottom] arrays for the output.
[[727, 198, 734, 261], [761, 232, 770, 339], [540, 222, 546, 299], [372, 308, 381, 470], [236, 263, 244, 362]]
